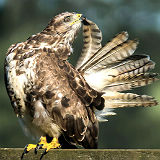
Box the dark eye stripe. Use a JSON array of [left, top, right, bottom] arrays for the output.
[[64, 16, 71, 22]]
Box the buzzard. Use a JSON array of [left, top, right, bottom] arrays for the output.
[[4, 12, 158, 159]]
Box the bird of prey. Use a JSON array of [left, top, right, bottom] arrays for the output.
[[4, 12, 158, 159]]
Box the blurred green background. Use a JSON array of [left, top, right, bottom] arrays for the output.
[[0, 0, 160, 149]]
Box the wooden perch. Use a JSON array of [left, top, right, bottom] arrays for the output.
[[1, 148, 160, 160]]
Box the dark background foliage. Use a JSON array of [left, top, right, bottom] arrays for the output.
[[0, 0, 160, 148]]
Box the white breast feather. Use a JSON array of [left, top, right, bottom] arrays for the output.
[[5, 51, 38, 114]]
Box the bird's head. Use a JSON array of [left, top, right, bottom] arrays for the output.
[[44, 12, 83, 44], [53, 12, 82, 34]]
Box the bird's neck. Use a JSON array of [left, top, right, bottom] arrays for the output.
[[28, 31, 72, 60], [39, 28, 76, 60], [42, 27, 76, 45]]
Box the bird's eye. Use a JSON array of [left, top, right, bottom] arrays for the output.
[[64, 16, 71, 22]]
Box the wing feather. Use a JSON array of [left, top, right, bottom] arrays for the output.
[[79, 31, 129, 71], [76, 19, 102, 69], [102, 92, 158, 108], [84, 39, 138, 71], [102, 55, 157, 91], [104, 73, 158, 91]]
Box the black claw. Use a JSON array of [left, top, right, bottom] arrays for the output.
[[21, 145, 29, 160], [40, 149, 47, 160], [35, 144, 43, 154]]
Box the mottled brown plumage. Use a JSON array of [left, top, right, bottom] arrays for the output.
[[4, 12, 159, 154], [4, 12, 103, 150]]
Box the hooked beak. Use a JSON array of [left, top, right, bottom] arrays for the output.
[[69, 13, 90, 26], [69, 14, 82, 26]]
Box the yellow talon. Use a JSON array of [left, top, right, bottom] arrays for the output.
[[39, 136, 47, 144], [26, 144, 37, 152], [40, 136, 60, 152], [21, 136, 60, 160]]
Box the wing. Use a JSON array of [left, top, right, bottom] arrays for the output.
[[78, 31, 159, 121], [35, 50, 102, 148]]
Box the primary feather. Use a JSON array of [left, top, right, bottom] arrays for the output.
[[78, 31, 129, 71], [76, 18, 102, 69]]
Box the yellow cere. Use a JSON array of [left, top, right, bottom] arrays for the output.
[[69, 14, 82, 26]]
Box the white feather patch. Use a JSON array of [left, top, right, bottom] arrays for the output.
[[84, 68, 118, 91]]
